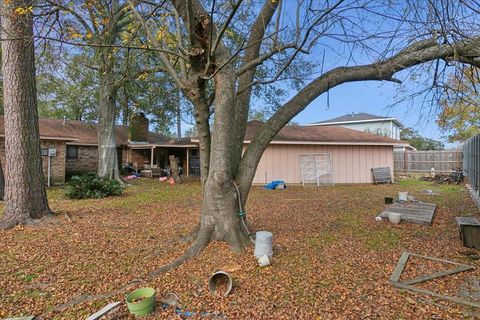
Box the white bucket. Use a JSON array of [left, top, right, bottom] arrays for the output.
[[388, 212, 402, 224], [254, 231, 273, 259], [398, 192, 408, 202]]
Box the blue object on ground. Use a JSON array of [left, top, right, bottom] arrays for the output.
[[264, 180, 286, 190]]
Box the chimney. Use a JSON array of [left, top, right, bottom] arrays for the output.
[[128, 112, 149, 142], [63, 116, 66, 125]]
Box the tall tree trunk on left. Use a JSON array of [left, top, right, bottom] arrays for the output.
[[97, 46, 120, 180], [0, 0, 51, 229]]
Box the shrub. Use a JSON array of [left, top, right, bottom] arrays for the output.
[[66, 173, 123, 199]]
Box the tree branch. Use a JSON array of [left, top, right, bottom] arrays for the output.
[[235, 43, 305, 76], [239, 0, 346, 93], [128, 0, 188, 90], [45, 1, 93, 35]]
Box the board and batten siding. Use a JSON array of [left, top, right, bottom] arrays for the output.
[[251, 144, 394, 184]]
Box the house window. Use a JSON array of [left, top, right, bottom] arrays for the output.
[[190, 149, 198, 157], [66, 145, 78, 160]]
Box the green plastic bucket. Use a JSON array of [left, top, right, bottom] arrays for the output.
[[126, 287, 155, 316]]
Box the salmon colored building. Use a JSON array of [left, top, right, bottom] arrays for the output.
[[243, 121, 407, 185]]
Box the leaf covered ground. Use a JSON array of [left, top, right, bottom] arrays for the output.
[[1, 179, 480, 319]]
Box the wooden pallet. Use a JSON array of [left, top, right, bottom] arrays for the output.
[[371, 167, 392, 184], [380, 201, 436, 225]]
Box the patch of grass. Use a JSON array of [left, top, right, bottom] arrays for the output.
[[333, 210, 401, 251], [305, 231, 337, 249], [338, 212, 362, 229], [395, 178, 433, 187], [15, 271, 38, 283], [363, 229, 401, 251]]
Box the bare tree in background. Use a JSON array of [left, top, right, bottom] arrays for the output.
[[0, 0, 51, 229]]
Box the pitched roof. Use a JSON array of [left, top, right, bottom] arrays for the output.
[[0, 116, 173, 146], [311, 112, 404, 127], [0, 117, 406, 146], [244, 120, 407, 145]]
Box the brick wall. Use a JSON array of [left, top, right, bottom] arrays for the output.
[[66, 145, 129, 176], [65, 145, 98, 176], [0, 138, 66, 186]]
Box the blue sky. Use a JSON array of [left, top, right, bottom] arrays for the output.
[[291, 80, 449, 145]]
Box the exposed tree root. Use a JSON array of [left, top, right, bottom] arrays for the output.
[[0, 218, 18, 230], [148, 227, 212, 278], [0, 211, 54, 230], [0, 217, 39, 230], [179, 224, 200, 243]]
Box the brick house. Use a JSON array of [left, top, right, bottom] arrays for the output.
[[0, 115, 198, 185]]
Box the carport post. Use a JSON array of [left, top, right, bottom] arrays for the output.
[[186, 148, 189, 177], [151, 146, 155, 166]]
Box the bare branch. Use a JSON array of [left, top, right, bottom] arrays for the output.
[[174, 7, 187, 77], [236, 43, 305, 76], [45, 1, 93, 35], [128, 0, 187, 90], [209, 0, 242, 58], [239, 0, 346, 93]]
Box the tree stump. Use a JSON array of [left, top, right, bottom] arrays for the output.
[[169, 155, 182, 184]]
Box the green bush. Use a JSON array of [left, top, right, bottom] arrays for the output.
[[66, 173, 123, 199]]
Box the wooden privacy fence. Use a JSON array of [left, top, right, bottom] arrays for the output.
[[463, 134, 480, 192], [394, 150, 462, 174]]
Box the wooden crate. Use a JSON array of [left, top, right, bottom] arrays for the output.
[[456, 217, 480, 249]]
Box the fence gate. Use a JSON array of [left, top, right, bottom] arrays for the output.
[[464, 134, 480, 193], [299, 154, 334, 186]]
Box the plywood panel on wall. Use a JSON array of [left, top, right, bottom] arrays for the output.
[[251, 144, 394, 184]]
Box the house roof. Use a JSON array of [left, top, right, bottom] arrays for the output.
[[310, 112, 404, 127], [0, 116, 174, 146], [0, 116, 406, 147], [244, 120, 407, 146]]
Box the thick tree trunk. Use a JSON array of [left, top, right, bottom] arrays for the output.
[[97, 50, 120, 180], [198, 173, 250, 252], [194, 55, 251, 252], [0, 0, 51, 229]]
